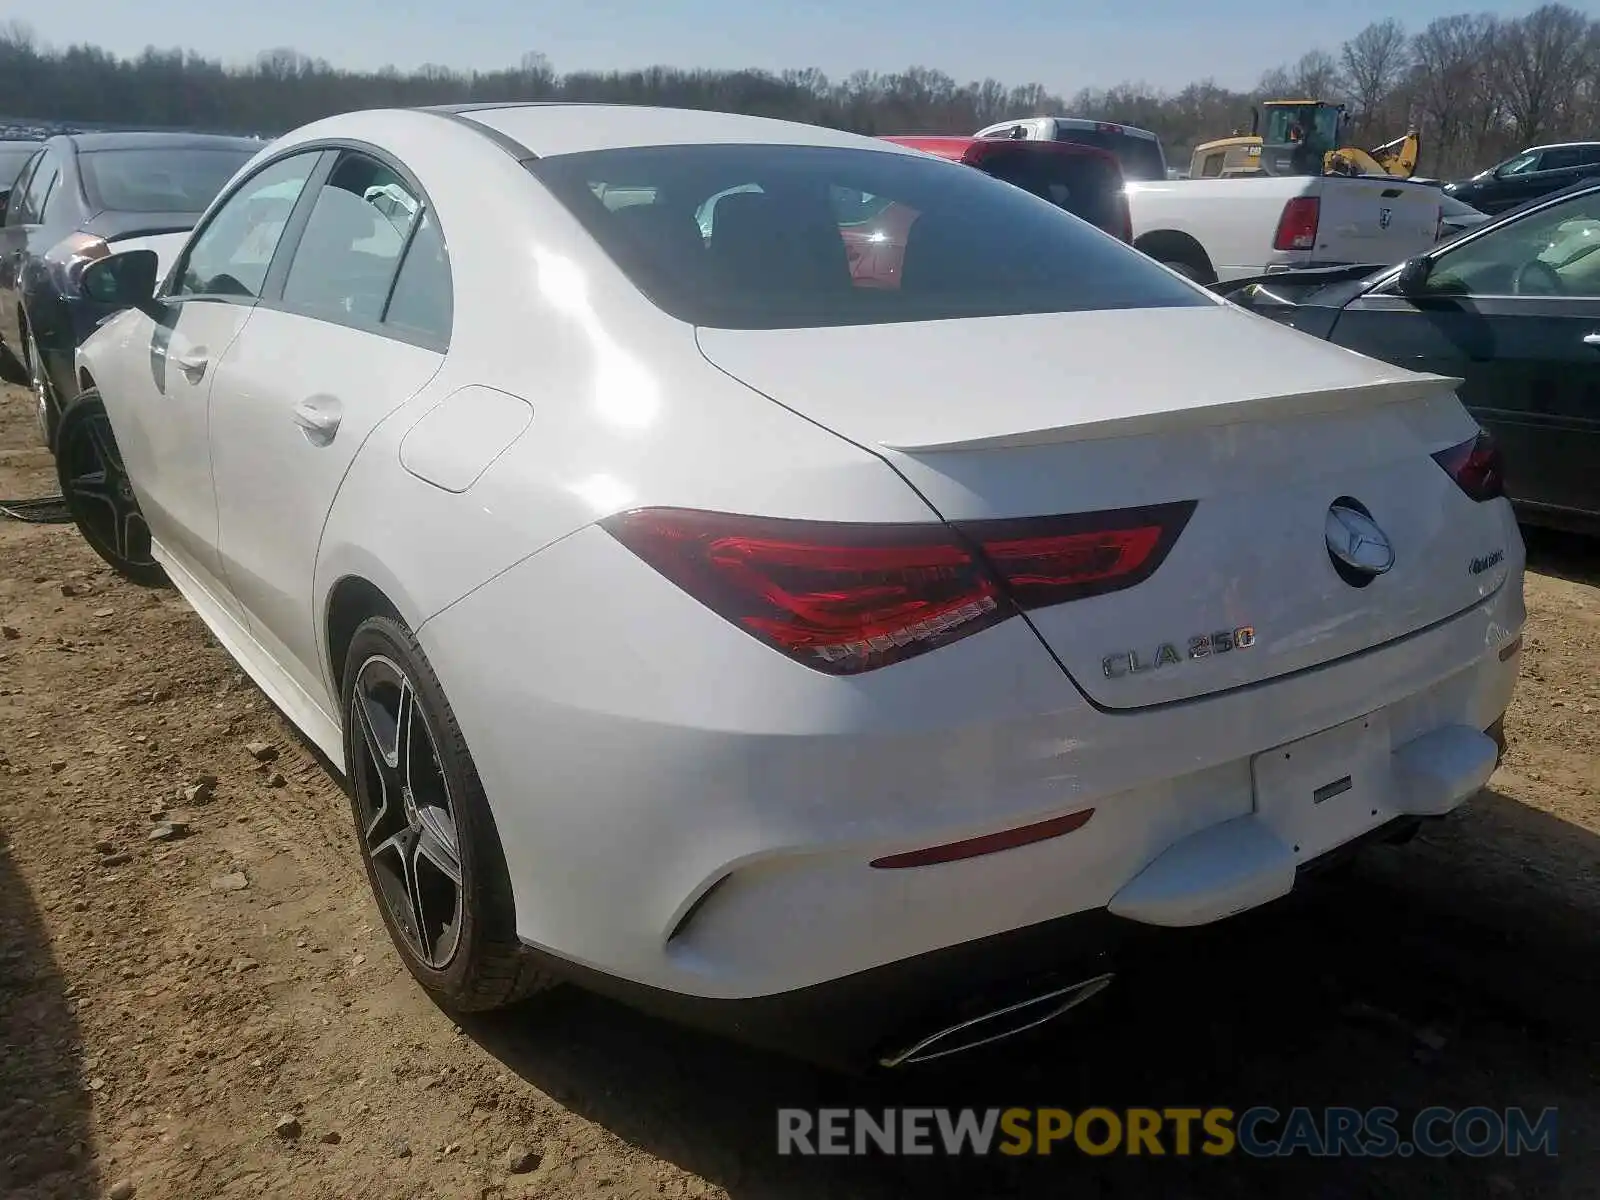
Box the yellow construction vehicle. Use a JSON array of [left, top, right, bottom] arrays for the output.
[[1189, 100, 1421, 180]]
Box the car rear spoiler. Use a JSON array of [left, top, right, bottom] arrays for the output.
[[1211, 263, 1391, 301]]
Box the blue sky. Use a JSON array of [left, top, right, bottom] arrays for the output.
[[24, 0, 1580, 94]]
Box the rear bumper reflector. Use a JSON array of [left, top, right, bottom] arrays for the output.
[[870, 808, 1095, 869]]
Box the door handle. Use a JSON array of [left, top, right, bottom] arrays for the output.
[[292, 399, 342, 445], [171, 351, 208, 381], [1584, 333, 1600, 349]]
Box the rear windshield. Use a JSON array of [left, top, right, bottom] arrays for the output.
[[528, 143, 1205, 330], [1051, 128, 1166, 182], [80, 147, 256, 214], [973, 146, 1125, 236]]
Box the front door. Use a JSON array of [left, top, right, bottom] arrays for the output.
[[207, 150, 449, 706], [95, 149, 324, 597], [1328, 187, 1600, 524]]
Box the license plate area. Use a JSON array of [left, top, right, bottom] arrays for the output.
[[1252, 711, 1392, 863]]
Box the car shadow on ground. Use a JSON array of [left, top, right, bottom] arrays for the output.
[[0, 818, 97, 1199], [1521, 524, 1600, 588], [466, 793, 1597, 1198]]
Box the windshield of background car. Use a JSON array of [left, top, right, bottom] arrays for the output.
[[80, 147, 256, 213], [528, 143, 1205, 330]]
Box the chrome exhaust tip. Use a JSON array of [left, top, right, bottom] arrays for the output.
[[878, 972, 1115, 1069]]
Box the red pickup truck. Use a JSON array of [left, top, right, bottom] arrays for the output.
[[839, 136, 1131, 288]]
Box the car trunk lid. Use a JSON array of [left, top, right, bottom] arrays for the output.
[[696, 304, 1512, 707]]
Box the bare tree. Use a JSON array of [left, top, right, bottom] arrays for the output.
[[1290, 50, 1340, 98], [1496, 3, 1596, 145], [1411, 14, 1501, 175], [1340, 19, 1411, 130]]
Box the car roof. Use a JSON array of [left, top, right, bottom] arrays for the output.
[[425, 102, 914, 160], [55, 131, 264, 154], [1524, 141, 1600, 153], [975, 117, 1161, 143], [880, 135, 1120, 167]]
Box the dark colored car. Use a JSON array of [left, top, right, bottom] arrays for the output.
[[0, 131, 263, 447], [1214, 180, 1600, 534], [833, 137, 1131, 289], [1445, 142, 1600, 215]]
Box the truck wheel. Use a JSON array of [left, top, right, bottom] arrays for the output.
[[1163, 260, 1208, 283]]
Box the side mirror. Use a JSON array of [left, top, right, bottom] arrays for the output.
[[81, 249, 159, 310], [1395, 255, 1433, 296]]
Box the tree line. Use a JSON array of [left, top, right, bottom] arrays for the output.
[[2, 5, 1596, 180]]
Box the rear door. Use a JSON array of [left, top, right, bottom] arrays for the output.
[[207, 148, 448, 704], [1325, 187, 1600, 522], [1314, 177, 1440, 265]]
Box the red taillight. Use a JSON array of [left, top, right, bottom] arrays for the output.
[[1273, 196, 1320, 251], [602, 503, 1195, 674], [1431, 430, 1505, 501], [959, 502, 1194, 609], [1114, 192, 1133, 243]]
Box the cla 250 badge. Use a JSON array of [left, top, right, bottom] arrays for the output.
[[1103, 627, 1256, 678]]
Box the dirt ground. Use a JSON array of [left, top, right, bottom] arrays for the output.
[[0, 380, 1596, 1200]]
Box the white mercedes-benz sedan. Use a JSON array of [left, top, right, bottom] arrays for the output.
[[60, 102, 1524, 1069]]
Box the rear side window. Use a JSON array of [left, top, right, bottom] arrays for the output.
[[1051, 127, 1166, 181], [80, 147, 256, 213], [0, 148, 37, 193], [281, 154, 418, 326], [382, 208, 453, 344], [17, 153, 59, 224], [529, 143, 1204, 331]]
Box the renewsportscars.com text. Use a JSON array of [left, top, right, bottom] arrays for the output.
[[777, 1106, 1559, 1158]]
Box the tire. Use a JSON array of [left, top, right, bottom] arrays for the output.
[[55, 390, 168, 587], [342, 614, 556, 1012], [25, 326, 60, 452]]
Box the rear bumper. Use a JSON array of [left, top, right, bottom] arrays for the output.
[[524, 809, 1449, 1070], [424, 521, 1526, 1010]]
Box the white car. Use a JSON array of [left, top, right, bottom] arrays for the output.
[[59, 103, 1524, 1069]]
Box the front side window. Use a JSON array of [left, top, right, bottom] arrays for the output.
[[1498, 152, 1541, 178], [529, 143, 1206, 330], [174, 152, 320, 300], [1424, 190, 1600, 298], [280, 154, 418, 325], [79, 147, 256, 214]]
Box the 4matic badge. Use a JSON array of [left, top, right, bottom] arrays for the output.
[[1102, 626, 1256, 678]]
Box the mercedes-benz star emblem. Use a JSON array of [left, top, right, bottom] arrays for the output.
[[1325, 503, 1395, 577]]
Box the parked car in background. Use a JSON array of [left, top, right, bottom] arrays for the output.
[[825, 136, 1131, 287], [1215, 179, 1600, 534], [0, 131, 262, 447], [1444, 142, 1600, 215], [1122, 173, 1442, 283], [61, 103, 1521, 1069], [973, 116, 1168, 182]]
